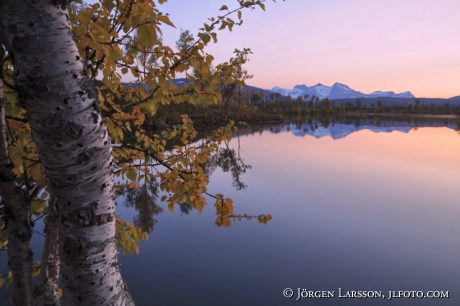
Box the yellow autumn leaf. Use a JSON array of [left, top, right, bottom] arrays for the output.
[[158, 15, 176, 28]]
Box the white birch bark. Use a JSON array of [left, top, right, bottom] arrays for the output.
[[1, 1, 134, 305]]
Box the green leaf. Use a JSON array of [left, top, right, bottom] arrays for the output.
[[137, 25, 157, 46], [114, 126, 124, 141], [30, 199, 46, 215], [0, 230, 8, 240], [126, 168, 137, 182], [198, 33, 211, 45], [40, 191, 48, 200], [106, 118, 115, 134], [6, 91, 18, 104], [210, 32, 218, 43]]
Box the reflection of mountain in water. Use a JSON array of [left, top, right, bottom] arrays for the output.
[[291, 119, 458, 140], [290, 123, 413, 139], [237, 118, 460, 140]]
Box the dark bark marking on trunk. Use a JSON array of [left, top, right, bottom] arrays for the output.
[[62, 235, 117, 256], [64, 121, 83, 138], [63, 202, 114, 227], [7, 24, 18, 33], [12, 35, 31, 52], [10, 228, 32, 243], [0, 163, 15, 181]]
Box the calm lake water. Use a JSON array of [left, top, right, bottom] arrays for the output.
[[117, 118, 460, 305], [1, 118, 459, 305]]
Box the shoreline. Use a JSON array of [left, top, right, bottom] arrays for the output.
[[344, 112, 458, 119]]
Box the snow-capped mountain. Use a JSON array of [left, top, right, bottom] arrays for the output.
[[271, 82, 414, 100], [270, 86, 305, 98], [367, 91, 413, 98]]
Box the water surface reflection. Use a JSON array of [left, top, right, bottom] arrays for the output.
[[118, 117, 460, 305]]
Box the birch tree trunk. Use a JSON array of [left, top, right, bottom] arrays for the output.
[[1, 1, 134, 305], [0, 41, 34, 306]]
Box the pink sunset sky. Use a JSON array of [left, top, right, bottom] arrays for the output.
[[156, 0, 459, 98]]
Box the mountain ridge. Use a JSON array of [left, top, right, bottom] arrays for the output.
[[170, 78, 459, 101], [271, 82, 414, 100]]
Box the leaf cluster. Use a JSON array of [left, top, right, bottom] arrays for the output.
[[1, 0, 274, 260]]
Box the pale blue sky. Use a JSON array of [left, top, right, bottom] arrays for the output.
[[87, 0, 460, 98]]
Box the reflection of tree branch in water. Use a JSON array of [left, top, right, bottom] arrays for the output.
[[203, 132, 252, 190], [178, 201, 194, 216], [121, 179, 164, 234]]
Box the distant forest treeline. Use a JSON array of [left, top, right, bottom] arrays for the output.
[[234, 88, 460, 116], [133, 79, 460, 129]]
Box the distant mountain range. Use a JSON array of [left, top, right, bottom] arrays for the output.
[[271, 82, 414, 100], [171, 78, 459, 103]]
